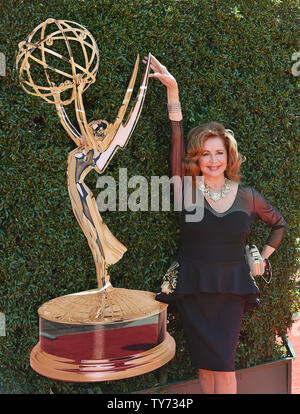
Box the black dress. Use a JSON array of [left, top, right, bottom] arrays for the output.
[[155, 120, 287, 372]]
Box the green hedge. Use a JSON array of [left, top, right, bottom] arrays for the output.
[[0, 0, 299, 394]]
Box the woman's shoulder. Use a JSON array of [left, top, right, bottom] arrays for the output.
[[238, 183, 256, 193], [237, 183, 257, 202], [238, 183, 270, 208], [239, 183, 265, 197]]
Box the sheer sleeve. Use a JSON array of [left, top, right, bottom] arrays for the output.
[[170, 120, 185, 179], [252, 188, 287, 249], [170, 120, 185, 209]]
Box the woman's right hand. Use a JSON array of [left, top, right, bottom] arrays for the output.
[[143, 54, 178, 90]]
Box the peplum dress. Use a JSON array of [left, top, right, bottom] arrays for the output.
[[155, 120, 287, 372]]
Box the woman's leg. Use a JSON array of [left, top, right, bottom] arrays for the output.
[[198, 369, 215, 394], [214, 371, 237, 394]]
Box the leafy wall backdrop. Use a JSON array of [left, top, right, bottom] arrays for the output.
[[0, 0, 298, 393]]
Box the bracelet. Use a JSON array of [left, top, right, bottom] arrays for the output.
[[167, 101, 181, 113]]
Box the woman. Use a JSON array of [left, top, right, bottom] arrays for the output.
[[143, 55, 287, 394]]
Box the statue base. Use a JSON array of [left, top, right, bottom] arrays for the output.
[[30, 287, 176, 382]]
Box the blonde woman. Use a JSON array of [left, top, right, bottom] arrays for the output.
[[143, 55, 287, 394]]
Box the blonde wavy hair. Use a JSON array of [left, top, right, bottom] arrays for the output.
[[182, 121, 243, 187]]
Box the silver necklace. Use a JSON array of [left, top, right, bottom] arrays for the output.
[[198, 178, 231, 202]]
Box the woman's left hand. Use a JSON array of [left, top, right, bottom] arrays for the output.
[[142, 54, 178, 90]]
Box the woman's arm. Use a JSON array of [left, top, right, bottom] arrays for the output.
[[167, 87, 182, 121], [143, 55, 182, 121], [143, 55, 184, 207], [261, 245, 275, 261], [252, 188, 287, 261]]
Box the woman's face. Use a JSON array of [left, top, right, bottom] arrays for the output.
[[199, 136, 227, 178]]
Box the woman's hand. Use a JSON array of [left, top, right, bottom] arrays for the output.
[[143, 54, 178, 90], [143, 54, 182, 121]]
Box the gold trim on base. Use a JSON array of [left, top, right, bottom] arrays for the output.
[[30, 333, 176, 382], [38, 288, 167, 324]]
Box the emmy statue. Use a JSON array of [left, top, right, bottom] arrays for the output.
[[16, 18, 175, 382]]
